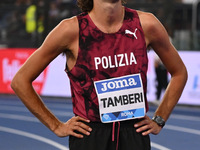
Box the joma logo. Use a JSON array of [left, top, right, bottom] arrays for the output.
[[101, 77, 137, 92]]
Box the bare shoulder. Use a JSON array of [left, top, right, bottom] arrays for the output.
[[137, 11, 157, 25], [50, 16, 79, 46], [136, 10, 169, 46], [40, 16, 79, 54], [137, 10, 162, 35], [58, 16, 79, 36]]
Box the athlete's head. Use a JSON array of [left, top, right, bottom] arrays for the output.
[[77, 0, 127, 12]]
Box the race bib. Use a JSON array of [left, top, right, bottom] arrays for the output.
[[94, 74, 146, 123]]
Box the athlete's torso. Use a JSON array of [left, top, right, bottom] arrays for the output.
[[66, 7, 148, 122]]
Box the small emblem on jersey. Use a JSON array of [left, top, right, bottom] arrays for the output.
[[125, 28, 138, 39]]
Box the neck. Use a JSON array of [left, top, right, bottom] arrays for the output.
[[89, 0, 124, 33]]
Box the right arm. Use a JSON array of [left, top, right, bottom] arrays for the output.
[[11, 17, 92, 138], [135, 11, 187, 136]]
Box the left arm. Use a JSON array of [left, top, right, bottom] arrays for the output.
[[135, 12, 188, 135]]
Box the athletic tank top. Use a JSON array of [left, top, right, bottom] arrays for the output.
[[66, 7, 148, 122]]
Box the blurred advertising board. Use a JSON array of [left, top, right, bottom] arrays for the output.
[[147, 51, 200, 105], [0, 48, 200, 105], [0, 48, 70, 97]]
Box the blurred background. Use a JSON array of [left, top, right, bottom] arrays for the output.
[[0, 0, 200, 106], [0, 1, 200, 150], [0, 0, 200, 49]]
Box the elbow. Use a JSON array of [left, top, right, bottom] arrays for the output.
[[11, 75, 19, 92], [183, 65, 188, 86], [176, 64, 188, 87], [11, 74, 25, 93], [11, 73, 33, 95], [170, 63, 188, 87]]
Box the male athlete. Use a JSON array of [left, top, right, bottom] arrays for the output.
[[11, 0, 188, 149]]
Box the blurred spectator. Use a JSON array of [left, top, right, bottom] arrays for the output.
[[153, 53, 169, 105], [25, 0, 45, 45], [25, 0, 37, 34], [0, 0, 79, 47], [0, 0, 197, 49]]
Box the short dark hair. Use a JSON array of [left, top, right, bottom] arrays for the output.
[[77, 0, 127, 12]]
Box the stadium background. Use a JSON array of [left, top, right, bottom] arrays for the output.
[[0, 0, 200, 150], [0, 0, 200, 105]]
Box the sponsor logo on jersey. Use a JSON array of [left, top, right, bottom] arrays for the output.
[[94, 52, 137, 70], [125, 28, 138, 39]]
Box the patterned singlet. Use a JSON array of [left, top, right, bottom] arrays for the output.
[[66, 7, 148, 122]]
